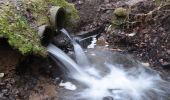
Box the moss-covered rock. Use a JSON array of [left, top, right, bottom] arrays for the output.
[[113, 7, 128, 17], [0, 0, 79, 56], [0, 2, 46, 56], [112, 7, 128, 28]]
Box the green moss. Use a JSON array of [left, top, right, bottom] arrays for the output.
[[21, 0, 79, 28], [114, 7, 128, 17], [112, 7, 128, 28], [20, 0, 50, 26], [0, 0, 79, 56], [0, 2, 46, 56], [112, 18, 126, 28]]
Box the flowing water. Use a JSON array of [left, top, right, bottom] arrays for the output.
[[47, 29, 170, 100], [60, 28, 90, 68]]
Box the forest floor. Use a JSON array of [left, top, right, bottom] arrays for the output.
[[0, 0, 170, 100]]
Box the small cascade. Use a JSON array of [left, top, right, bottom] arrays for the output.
[[47, 29, 170, 100], [60, 28, 90, 68], [47, 43, 86, 77]]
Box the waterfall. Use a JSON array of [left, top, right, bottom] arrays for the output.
[[47, 29, 170, 100], [60, 28, 90, 68], [47, 43, 86, 77]]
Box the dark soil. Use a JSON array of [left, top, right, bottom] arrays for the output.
[[0, 0, 170, 100], [0, 39, 60, 100], [73, 0, 170, 79]]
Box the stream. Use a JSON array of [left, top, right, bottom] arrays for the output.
[[47, 29, 170, 100]]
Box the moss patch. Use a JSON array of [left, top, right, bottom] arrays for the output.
[[0, 2, 46, 56], [112, 7, 128, 28], [113, 7, 128, 17], [0, 0, 79, 56], [20, 0, 79, 28]]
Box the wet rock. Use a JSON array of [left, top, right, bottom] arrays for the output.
[[103, 96, 114, 100], [162, 62, 170, 69]]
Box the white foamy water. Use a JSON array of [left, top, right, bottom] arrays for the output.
[[87, 37, 97, 48], [59, 81, 77, 91], [47, 44, 86, 76], [74, 62, 169, 100], [61, 28, 91, 68], [48, 29, 170, 100]]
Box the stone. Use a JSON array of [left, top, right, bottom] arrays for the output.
[[167, 50, 170, 54], [0, 73, 4, 78], [113, 7, 128, 17], [103, 96, 113, 100], [162, 62, 170, 69], [127, 32, 136, 37]]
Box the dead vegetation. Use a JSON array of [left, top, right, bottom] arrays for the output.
[[107, 0, 170, 74]]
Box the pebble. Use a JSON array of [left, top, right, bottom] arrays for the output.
[[0, 73, 4, 78], [127, 32, 136, 37]]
